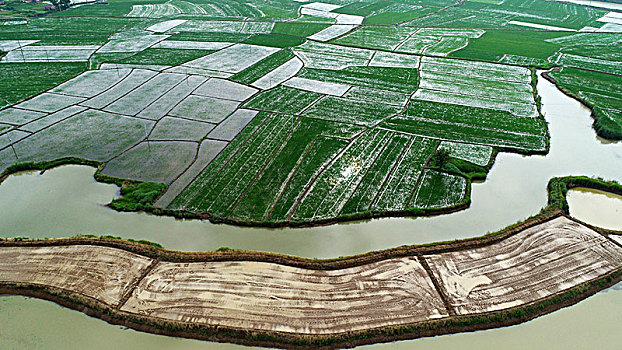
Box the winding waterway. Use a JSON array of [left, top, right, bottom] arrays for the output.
[[0, 72, 620, 257], [1, 72, 621, 348]]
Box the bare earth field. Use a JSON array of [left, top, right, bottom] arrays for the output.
[[1, 216, 621, 338]]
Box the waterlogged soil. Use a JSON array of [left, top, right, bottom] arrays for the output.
[[0, 72, 620, 258]]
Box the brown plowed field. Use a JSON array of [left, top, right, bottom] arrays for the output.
[[121, 257, 447, 334], [0, 245, 152, 305], [425, 217, 622, 315]]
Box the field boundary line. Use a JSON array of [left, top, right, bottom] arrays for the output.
[[286, 129, 365, 221], [369, 135, 414, 210], [180, 113, 272, 211], [116, 258, 159, 310], [225, 118, 302, 219], [406, 140, 440, 208], [336, 130, 392, 217], [416, 254, 457, 316]]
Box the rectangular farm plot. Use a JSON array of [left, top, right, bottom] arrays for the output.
[[20, 105, 87, 133], [169, 95, 239, 123], [153, 40, 234, 50], [412, 170, 466, 209], [15, 93, 85, 113], [146, 19, 188, 33], [420, 56, 532, 85], [207, 109, 258, 141], [101, 141, 198, 184], [194, 78, 258, 101], [369, 51, 421, 69], [0, 108, 46, 125], [121, 257, 448, 334], [97, 35, 170, 53], [439, 141, 493, 166], [244, 86, 322, 115], [138, 75, 208, 120], [293, 42, 374, 70], [283, 77, 350, 97], [0, 245, 153, 305], [425, 217, 622, 315], [182, 44, 280, 74], [304, 96, 401, 126], [1, 45, 100, 63], [412, 89, 538, 118], [105, 72, 187, 116], [381, 100, 547, 151], [418, 71, 535, 107], [298, 66, 419, 94], [149, 117, 215, 141], [51, 69, 132, 98], [81, 69, 158, 109], [343, 87, 410, 107]]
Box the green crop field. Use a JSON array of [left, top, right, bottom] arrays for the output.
[[0, 0, 619, 226]]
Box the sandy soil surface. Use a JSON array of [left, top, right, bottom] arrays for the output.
[[425, 217, 622, 315], [122, 257, 447, 334], [0, 245, 153, 305]]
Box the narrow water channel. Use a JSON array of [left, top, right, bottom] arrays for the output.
[[0, 72, 620, 258]]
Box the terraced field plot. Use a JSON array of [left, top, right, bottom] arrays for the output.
[[1, 0, 620, 226]]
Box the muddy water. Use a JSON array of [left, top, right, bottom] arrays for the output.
[[568, 188, 622, 231], [1, 282, 621, 350], [0, 72, 620, 258]]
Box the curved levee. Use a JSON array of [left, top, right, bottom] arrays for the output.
[[1, 177, 621, 349]]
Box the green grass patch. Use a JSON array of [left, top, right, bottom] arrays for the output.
[[549, 67, 622, 140], [109, 181, 168, 212], [364, 5, 437, 25], [113, 48, 214, 66]]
